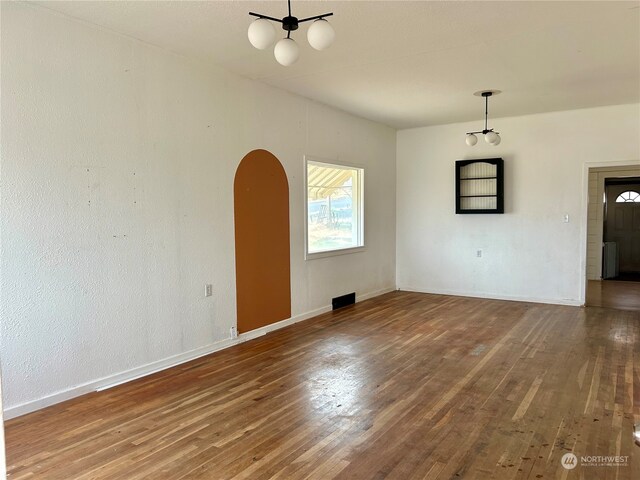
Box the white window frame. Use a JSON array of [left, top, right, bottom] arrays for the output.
[[304, 156, 365, 260]]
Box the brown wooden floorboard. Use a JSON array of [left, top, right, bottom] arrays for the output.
[[586, 280, 640, 312], [4, 291, 640, 479]]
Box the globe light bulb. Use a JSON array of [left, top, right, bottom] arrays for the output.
[[485, 131, 498, 144], [307, 19, 335, 50], [248, 19, 276, 50], [274, 38, 299, 66], [465, 134, 478, 146]]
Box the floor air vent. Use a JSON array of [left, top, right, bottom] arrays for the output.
[[332, 292, 355, 310]]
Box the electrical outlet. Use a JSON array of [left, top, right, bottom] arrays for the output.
[[476, 249, 482, 258], [205, 284, 213, 297], [230, 326, 238, 339]]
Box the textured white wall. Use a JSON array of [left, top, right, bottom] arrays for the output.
[[0, 3, 396, 415], [397, 104, 640, 305]]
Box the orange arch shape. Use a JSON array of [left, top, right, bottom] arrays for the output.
[[234, 149, 291, 334]]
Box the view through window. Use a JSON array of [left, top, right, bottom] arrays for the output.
[[306, 160, 363, 255]]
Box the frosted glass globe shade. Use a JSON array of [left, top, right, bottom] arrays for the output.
[[248, 19, 276, 50], [485, 131, 498, 144], [490, 134, 501, 145], [274, 38, 299, 66], [465, 134, 478, 146], [307, 19, 335, 50]]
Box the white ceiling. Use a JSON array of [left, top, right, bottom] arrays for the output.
[[32, 1, 640, 129]]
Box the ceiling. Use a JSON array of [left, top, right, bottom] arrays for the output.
[[32, 1, 640, 129]]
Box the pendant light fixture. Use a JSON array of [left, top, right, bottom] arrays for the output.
[[466, 90, 502, 146], [248, 0, 335, 66]]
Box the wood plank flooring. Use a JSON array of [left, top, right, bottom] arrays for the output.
[[586, 280, 640, 312], [5, 291, 640, 479]]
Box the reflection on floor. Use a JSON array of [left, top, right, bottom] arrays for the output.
[[586, 279, 640, 312]]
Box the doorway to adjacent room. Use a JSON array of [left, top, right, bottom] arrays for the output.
[[584, 164, 640, 311]]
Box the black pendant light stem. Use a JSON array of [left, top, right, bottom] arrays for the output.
[[466, 90, 500, 136], [484, 94, 489, 132]]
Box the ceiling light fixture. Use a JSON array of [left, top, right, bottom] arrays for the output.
[[466, 90, 502, 146], [248, 0, 334, 66]]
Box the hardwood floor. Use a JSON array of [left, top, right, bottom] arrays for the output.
[[5, 291, 640, 479], [586, 280, 640, 312]]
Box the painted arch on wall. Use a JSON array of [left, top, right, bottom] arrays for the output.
[[234, 149, 291, 334]]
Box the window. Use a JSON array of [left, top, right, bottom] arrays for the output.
[[305, 158, 364, 257], [615, 190, 640, 203]]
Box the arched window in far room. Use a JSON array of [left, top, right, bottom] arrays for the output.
[[615, 190, 640, 203]]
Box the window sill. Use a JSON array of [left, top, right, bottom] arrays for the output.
[[305, 246, 365, 261]]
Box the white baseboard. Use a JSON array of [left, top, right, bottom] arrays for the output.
[[4, 337, 240, 420], [398, 286, 581, 307], [358, 286, 396, 301], [237, 303, 334, 343], [3, 286, 395, 420]]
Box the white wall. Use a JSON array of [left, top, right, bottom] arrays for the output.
[[397, 104, 640, 305], [0, 3, 396, 417]]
